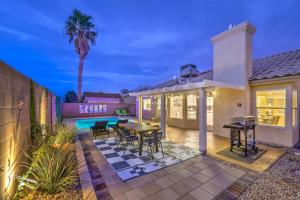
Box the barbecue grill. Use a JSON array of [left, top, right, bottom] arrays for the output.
[[223, 116, 258, 156]]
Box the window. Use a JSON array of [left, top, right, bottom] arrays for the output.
[[157, 97, 161, 110], [256, 89, 286, 127], [143, 98, 151, 111], [293, 90, 297, 127], [207, 96, 213, 126], [187, 94, 197, 119], [170, 95, 183, 119]]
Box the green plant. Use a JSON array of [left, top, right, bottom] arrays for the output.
[[64, 9, 97, 100], [31, 124, 52, 150], [53, 123, 77, 145], [14, 123, 80, 199], [30, 80, 37, 142], [22, 144, 78, 194], [64, 90, 78, 103]]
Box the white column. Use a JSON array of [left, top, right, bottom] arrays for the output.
[[138, 96, 143, 124], [286, 86, 293, 129], [199, 88, 207, 154], [160, 94, 166, 137]]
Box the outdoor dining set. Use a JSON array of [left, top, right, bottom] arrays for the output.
[[90, 119, 164, 159]]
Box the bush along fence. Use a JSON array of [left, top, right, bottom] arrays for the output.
[[0, 61, 60, 199]]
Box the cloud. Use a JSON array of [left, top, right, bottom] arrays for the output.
[[94, 29, 183, 57], [35, 78, 90, 85], [0, 25, 40, 41]]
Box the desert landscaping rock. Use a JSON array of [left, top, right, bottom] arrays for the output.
[[239, 150, 300, 200]]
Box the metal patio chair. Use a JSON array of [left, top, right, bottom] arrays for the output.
[[92, 121, 109, 139], [117, 127, 139, 155], [144, 131, 164, 159]]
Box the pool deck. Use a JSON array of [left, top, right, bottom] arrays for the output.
[[71, 117, 286, 199], [70, 116, 285, 172], [77, 132, 260, 200]]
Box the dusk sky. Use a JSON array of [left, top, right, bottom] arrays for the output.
[[0, 0, 299, 97]]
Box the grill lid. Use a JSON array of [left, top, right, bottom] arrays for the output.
[[229, 116, 255, 126]]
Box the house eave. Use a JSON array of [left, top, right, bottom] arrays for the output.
[[129, 79, 245, 96]]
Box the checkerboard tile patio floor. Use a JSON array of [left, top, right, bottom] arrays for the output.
[[80, 133, 260, 200], [94, 137, 200, 181]]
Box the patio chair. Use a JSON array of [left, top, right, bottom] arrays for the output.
[[92, 121, 109, 139], [113, 119, 129, 143], [121, 109, 130, 116], [117, 127, 139, 155], [144, 131, 164, 159], [115, 109, 124, 117]]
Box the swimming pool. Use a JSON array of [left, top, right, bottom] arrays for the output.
[[75, 117, 120, 129]]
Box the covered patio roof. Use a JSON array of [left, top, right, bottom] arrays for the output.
[[129, 79, 245, 96]]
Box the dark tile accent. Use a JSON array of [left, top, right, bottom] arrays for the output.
[[79, 135, 113, 200], [105, 152, 120, 158], [114, 147, 126, 152], [99, 146, 112, 151], [214, 170, 260, 200], [111, 161, 130, 170], [95, 141, 106, 145], [122, 154, 138, 160], [140, 156, 152, 162]]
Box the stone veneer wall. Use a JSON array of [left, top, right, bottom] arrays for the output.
[[0, 61, 57, 199]]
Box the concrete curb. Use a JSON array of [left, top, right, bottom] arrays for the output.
[[76, 139, 98, 200]]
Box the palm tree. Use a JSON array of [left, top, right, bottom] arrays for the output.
[[64, 9, 97, 101]]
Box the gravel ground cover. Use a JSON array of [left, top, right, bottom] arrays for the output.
[[239, 150, 300, 200]]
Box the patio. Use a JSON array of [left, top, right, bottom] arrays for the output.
[[164, 126, 285, 172], [126, 117, 285, 172], [75, 121, 285, 199], [78, 131, 260, 200]]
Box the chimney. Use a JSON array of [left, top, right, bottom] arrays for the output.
[[211, 21, 256, 86]]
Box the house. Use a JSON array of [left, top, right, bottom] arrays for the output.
[[130, 21, 300, 149]]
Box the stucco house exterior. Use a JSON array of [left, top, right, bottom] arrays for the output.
[[130, 21, 300, 149]]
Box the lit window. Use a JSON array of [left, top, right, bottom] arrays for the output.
[[143, 98, 151, 111], [256, 89, 286, 127], [157, 97, 161, 110], [170, 95, 183, 119], [293, 90, 297, 127], [187, 94, 197, 119]]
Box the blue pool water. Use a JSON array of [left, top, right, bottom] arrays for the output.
[[75, 117, 120, 129]]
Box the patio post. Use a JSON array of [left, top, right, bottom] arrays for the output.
[[199, 88, 207, 154], [160, 94, 166, 137], [138, 96, 143, 124]]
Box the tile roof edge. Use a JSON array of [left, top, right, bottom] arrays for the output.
[[253, 49, 300, 62]]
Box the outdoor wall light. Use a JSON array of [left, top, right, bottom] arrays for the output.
[[212, 90, 216, 97]]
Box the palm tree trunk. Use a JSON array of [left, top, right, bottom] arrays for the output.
[[78, 55, 84, 102]]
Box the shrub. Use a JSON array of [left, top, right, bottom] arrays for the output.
[[23, 144, 78, 194], [52, 123, 77, 146], [15, 123, 79, 198], [31, 124, 52, 150], [64, 91, 78, 103]]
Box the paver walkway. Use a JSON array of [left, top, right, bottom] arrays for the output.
[[78, 133, 260, 200]]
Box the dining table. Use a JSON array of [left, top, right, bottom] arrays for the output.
[[118, 122, 161, 156]]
